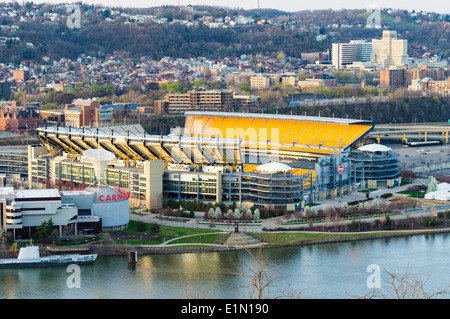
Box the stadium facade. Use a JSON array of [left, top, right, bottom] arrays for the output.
[[31, 111, 375, 210], [349, 143, 401, 188]]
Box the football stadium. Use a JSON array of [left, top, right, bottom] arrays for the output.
[[31, 111, 375, 210]]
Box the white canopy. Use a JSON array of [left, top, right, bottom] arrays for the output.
[[425, 182, 450, 201], [358, 143, 391, 152]]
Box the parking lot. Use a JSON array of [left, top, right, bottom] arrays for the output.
[[390, 144, 450, 173]]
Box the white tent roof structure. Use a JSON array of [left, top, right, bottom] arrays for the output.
[[425, 182, 450, 201], [358, 144, 392, 152]]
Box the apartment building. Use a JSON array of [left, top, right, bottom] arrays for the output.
[[406, 65, 446, 86], [12, 70, 31, 82], [250, 76, 270, 89], [250, 74, 281, 90], [425, 78, 450, 97], [155, 88, 249, 115], [380, 68, 407, 90]]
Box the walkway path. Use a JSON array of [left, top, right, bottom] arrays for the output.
[[129, 177, 449, 235]]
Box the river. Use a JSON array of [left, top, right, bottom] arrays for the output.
[[1, 233, 450, 299]]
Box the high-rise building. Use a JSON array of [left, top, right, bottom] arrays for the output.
[[0, 81, 10, 100], [12, 70, 30, 82], [332, 41, 372, 69], [380, 68, 407, 90], [371, 30, 408, 69]]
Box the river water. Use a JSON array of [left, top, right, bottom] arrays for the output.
[[1, 233, 450, 299]]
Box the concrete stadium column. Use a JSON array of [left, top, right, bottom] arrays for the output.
[[27, 145, 33, 189], [216, 171, 222, 203], [329, 189, 336, 199], [347, 185, 353, 194], [145, 160, 164, 210]]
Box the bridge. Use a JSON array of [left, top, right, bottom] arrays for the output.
[[367, 122, 450, 145]]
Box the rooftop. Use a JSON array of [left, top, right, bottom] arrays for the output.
[[358, 144, 392, 152], [185, 111, 373, 126], [14, 188, 61, 198]]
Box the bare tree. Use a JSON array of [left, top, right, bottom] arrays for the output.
[[228, 244, 302, 299], [354, 266, 450, 299]]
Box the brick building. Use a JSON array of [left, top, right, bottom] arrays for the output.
[[155, 88, 234, 115], [64, 98, 100, 128], [406, 65, 446, 86], [0, 109, 42, 133], [380, 68, 407, 90], [13, 70, 31, 82]]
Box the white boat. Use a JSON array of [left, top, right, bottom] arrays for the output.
[[0, 246, 97, 268]]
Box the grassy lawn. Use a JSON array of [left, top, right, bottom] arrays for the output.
[[167, 233, 230, 245], [110, 220, 225, 245], [249, 232, 405, 246], [396, 190, 424, 198]]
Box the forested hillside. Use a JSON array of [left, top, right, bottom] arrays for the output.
[[0, 4, 449, 63]]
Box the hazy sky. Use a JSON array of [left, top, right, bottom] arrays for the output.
[[43, 0, 449, 14]]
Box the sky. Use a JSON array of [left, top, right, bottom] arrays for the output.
[[36, 0, 449, 14]]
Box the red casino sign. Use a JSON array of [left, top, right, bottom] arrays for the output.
[[99, 188, 130, 202]]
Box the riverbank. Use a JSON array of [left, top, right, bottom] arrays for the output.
[[2, 221, 450, 259], [3, 227, 446, 258], [96, 227, 450, 256]]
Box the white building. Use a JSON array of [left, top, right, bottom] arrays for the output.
[[332, 40, 372, 69], [371, 30, 408, 69], [0, 186, 129, 240]]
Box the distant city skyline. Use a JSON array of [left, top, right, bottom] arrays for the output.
[[15, 0, 450, 14]]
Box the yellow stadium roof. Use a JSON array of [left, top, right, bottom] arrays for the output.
[[184, 111, 373, 156]]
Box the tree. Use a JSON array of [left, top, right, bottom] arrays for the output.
[[137, 221, 147, 232], [33, 219, 56, 243], [228, 245, 301, 299], [150, 223, 160, 233], [0, 228, 9, 248], [214, 207, 222, 219], [355, 266, 450, 299], [427, 176, 438, 193], [253, 209, 260, 221], [208, 207, 215, 219], [276, 51, 286, 62], [341, 202, 349, 215], [234, 209, 241, 220]]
